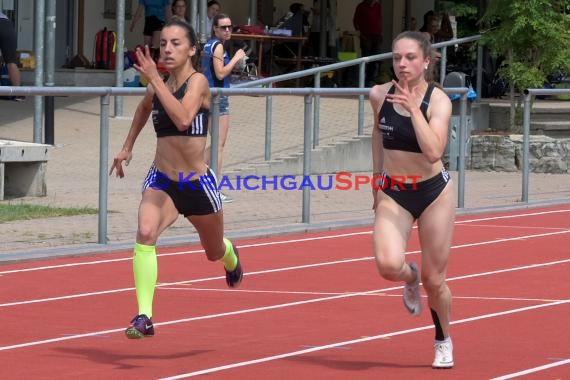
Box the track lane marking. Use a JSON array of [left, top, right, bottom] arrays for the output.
[[158, 300, 570, 379], [1, 259, 568, 352], [490, 359, 570, 379], [1, 230, 569, 308], [1, 208, 569, 275]]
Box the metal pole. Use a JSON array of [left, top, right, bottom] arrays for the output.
[[190, 0, 198, 30], [440, 46, 447, 85], [249, 0, 257, 25], [476, 44, 483, 102], [264, 96, 272, 160], [522, 93, 531, 202], [98, 93, 110, 244], [33, 0, 45, 144], [358, 61, 366, 136], [457, 93, 467, 208], [210, 94, 220, 176], [313, 73, 320, 148], [114, 0, 125, 117], [198, 0, 207, 43], [319, 0, 326, 57], [44, 0, 56, 145], [302, 95, 313, 223]]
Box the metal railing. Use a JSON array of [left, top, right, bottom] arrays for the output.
[[235, 35, 483, 155], [522, 88, 570, 202], [2, 85, 569, 245], [1, 85, 472, 245]]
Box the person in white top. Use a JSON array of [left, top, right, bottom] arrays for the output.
[[196, 0, 221, 40]]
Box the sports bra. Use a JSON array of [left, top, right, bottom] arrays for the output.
[[152, 72, 209, 138], [378, 83, 435, 153]]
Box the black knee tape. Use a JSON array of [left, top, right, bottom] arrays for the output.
[[430, 308, 445, 341]]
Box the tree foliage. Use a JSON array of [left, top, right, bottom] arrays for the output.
[[480, 0, 570, 92]]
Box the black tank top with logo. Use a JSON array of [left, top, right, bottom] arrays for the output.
[[378, 83, 435, 153], [152, 73, 209, 138]]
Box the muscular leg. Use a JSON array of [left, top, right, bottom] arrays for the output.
[[204, 114, 230, 177], [216, 114, 230, 177], [189, 211, 226, 261], [7, 63, 20, 86], [373, 191, 416, 283], [133, 189, 178, 318], [190, 211, 240, 281], [137, 189, 179, 245], [417, 183, 455, 339]]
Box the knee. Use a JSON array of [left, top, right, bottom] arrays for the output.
[[421, 272, 446, 296], [375, 255, 405, 281], [136, 225, 159, 245]]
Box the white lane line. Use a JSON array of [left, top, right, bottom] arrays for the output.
[[460, 223, 569, 231], [160, 287, 567, 303], [158, 300, 570, 379], [1, 260, 569, 352], [1, 231, 569, 308], [2, 209, 569, 275], [490, 359, 570, 379]]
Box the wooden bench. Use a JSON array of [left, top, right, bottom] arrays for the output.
[[0, 140, 52, 200]]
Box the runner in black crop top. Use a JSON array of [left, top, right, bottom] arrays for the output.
[[378, 83, 435, 153], [152, 74, 209, 137], [369, 31, 455, 370], [111, 20, 244, 341]]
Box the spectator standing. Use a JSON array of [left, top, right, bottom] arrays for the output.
[[0, 10, 23, 101], [130, 0, 172, 58], [201, 13, 246, 203], [353, 0, 383, 86], [310, 0, 335, 57], [171, 0, 188, 22], [196, 0, 221, 40]]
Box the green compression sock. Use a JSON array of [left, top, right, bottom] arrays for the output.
[[133, 243, 157, 318], [221, 238, 238, 271]]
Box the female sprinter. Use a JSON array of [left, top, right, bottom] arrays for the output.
[[110, 19, 243, 339], [369, 31, 455, 368]]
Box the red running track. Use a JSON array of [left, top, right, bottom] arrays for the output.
[[1, 206, 569, 379]]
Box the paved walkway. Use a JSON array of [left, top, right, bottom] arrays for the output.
[[0, 94, 569, 257]]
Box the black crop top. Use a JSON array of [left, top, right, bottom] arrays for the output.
[[378, 83, 435, 153], [152, 74, 209, 138]]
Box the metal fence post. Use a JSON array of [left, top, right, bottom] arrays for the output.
[[265, 96, 272, 161], [522, 93, 532, 202], [302, 94, 313, 223], [210, 94, 220, 176], [114, 0, 125, 117], [457, 93, 467, 208], [98, 93, 111, 244], [33, 0, 45, 144], [358, 62, 366, 136], [313, 72, 321, 148]]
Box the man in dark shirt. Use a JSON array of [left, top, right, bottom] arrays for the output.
[[353, 0, 383, 85]]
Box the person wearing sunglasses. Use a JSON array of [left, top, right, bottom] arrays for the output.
[[201, 13, 246, 204]]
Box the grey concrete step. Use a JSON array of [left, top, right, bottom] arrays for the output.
[[224, 135, 372, 178]]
